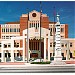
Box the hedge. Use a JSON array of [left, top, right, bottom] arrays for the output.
[[31, 61, 50, 64]]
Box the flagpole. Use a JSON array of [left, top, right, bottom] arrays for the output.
[[39, 1, 42, 62], [53, 6, 56, 56], [27, 8, 29, 63]]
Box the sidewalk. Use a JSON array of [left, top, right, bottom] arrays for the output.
[[0, 62, 75, 68], [0, 60, 75, 67]]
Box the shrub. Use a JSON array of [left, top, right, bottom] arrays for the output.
[[31, 61, 50, 64]]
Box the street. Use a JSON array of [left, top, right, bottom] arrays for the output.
[[0, 65, 75, 73]]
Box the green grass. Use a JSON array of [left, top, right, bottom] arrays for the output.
[[31, 61, 50, 64]]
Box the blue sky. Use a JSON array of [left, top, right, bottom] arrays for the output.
[[0, 1, 75, 38]]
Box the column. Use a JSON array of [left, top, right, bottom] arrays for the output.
[[11, 50, 14, 62], [44, 38, 46, 61], [1, 42, 5, 62], [2, 50, 5, 62], [48, 36, 50, 61], [11, 40, 14, 62], [66, 41, 69, 60], [23, 37, 25, 62]]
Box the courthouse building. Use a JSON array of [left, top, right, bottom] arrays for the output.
[[0, 10, 75, 62]]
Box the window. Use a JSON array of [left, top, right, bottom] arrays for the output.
[[61, 36, 64, 38], [2, 36, 5, 39], [55, 28, 56, 32], [8, 44, 11, 47], [2, 28, 5, 32], [70, 43, 72, 47], [4, 44, 7, 48], [6, 36, 9, 39], [10, 28, 13, 32], [61, 28, 64, 32], [34, 23, 35, 27], [36, 23, 37, 29], [61, 43, 64, 47], [6, 28, 8, 32], [17, 28, 20, 32], [16, 43, 19, 47], [6, 28, 9, 32], [50, 28, 52, 32], [50, 43, 52, 47], [32, 23, 33, 27], [38, 23, 39, 27], [17, 53, 19, 56], [8, 53, 11, 57], [0, 43, 1, 47], [53, 53, 55, 56], [2, 28, 4, 32], [30, 23, 31, 28], [5, 53, 7, 57], [19, 28, 20, 32], [10, 28, 12, 32], [14, 28, 16, 32], [50, 53, 52, 57], [0, 53, 1, 58], [4, 28, 5, 32], [65, 44, 67, 47], [62, 53, 64, 57], [53, 42, 56, 47]]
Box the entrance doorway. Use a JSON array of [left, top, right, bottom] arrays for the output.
[[29, 39, 44, 58]]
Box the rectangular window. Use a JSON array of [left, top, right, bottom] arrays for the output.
[[0, 43, 1, 47], [10, 28, 12, 32], [61, 43, 64, 47], [6, 28, 8, 32], [61, 28, 64, 32], [16, 43, 19, 47], [4, 28, 5, 32], [61, 36, 64, 38], [10, 28, 13, 32], [6, 36, 9, 39], [2, 28, 4, 32], [55, 28, 56, 32], [50, 43, 52, 47], [30, 23, 31, 28], [14, 28, 16, 32], [70, 43, 72, 47], [50, 28, 52, 32], [0, 53, 1, 58], [19, 28, 20, 32], [38, 23, 39, 27], [8, 44, 11, 47], [2, 28, 5, 32], [53, 53, 55, 56], [36, 23, 37, 29], [62, 53, 64, 57], [4, 44, 7, 48], [65, 44, 67, 47], [53, 42, 55, 47]]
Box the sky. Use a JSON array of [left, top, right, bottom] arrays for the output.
[[0, 1, 75, 38]]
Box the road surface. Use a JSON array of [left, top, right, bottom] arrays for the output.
[[0, 65, 75, 73]]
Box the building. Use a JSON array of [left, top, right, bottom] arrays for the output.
[[0, 10, 75, 62]]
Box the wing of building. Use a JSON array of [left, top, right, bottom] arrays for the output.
[[0, 10, 75, 62]]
